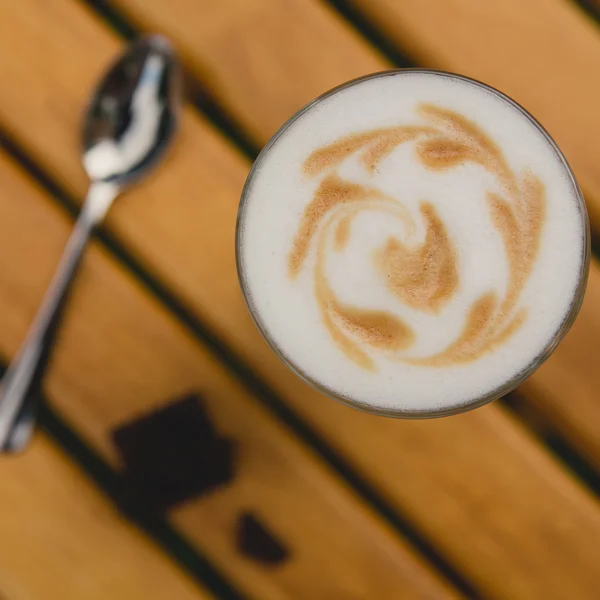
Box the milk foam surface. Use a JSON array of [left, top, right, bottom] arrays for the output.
[[237, 71, 587, 414]]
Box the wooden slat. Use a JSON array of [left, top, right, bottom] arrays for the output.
[[108, 0, 600, 473], [1, 1, 600, 597], [0, 436, 210, 600], [0, 154, 457, 599]]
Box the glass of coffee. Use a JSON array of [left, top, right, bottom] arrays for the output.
[[236, 70, 590, 418]]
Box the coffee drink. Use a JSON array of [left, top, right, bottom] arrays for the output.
[[237, 71, 589, 416]]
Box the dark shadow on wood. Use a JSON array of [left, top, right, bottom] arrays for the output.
[[503, 393, 600, 497], [570, 0, 600, 25], [324, 0, 416, 68], [236, 512, 291, 567], [113, 393, 237, 515]]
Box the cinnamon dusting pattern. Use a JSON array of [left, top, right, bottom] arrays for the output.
[[288, 104, 546, 370]]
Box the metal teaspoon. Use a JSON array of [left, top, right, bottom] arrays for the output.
[[0, 35, 182, 453]]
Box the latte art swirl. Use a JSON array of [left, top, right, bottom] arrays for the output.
[[288, 104, 545, 370], [238, 71, 586, 415]]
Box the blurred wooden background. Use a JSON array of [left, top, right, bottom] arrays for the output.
[[1, 0, 600, 598]]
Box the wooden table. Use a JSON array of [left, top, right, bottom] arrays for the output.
[[1, 1, 600, 598]]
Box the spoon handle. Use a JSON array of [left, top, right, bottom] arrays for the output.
[[0, 182, 118, 452]]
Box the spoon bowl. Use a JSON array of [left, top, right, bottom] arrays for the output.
[[83, 35, 180, 186]]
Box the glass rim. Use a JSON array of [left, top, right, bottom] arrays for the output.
[[236, 68, 591, 419]]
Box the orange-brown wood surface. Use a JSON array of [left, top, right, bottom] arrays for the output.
[[1, 0, 600, 598], [0, 436, 211, 600]]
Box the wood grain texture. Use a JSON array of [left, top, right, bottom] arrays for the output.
[[1, 1, 600, 597], [0, 436, 210, 600], [107, 0, 600, 470], [0, 153, 457, 599]]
